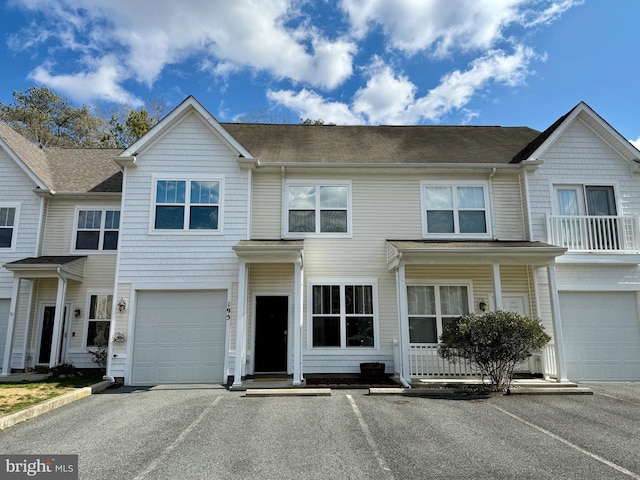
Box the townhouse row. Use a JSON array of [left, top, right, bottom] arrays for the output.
[[1, 97, 639, 386]]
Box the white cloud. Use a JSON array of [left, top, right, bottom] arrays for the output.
[[269, 46, 537, 125], [341, 0, 581, 56], [9, 0, 356, 104], [29, 56, 144, 107], [631, 137, 640, 151], [267, 89, 363, 124]]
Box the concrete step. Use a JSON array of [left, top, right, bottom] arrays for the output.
[[245, 388, 331, 397]]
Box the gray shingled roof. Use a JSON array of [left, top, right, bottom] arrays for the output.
[[4, 255, 86, 266], [0, 122, 123, 193], [0, 122, 53, 187], [223, 124, 541, 164], [44, 147, 122, 193]]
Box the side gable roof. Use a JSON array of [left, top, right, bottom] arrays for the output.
[[511, 101, 640, 166], [44, 147, 123, 193], [0, 121, 52, 188], [222, 123, 541, 165], [119, 96, 254, 160]]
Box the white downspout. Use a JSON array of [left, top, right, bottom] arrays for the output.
[[292, 253, 304, 385]]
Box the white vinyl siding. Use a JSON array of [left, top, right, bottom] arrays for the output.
[[116, 112, 247, 285]]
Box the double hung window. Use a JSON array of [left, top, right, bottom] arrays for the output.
[[286, 183, 350, 236], [86, 294, 112, 347], [422, 183, 489, 236], [75, 209, 120, 251], [311, 282, 376, 348], [0, 207, 16, 249], [407, 284, 470, 343], [155, 179, 221, 231]]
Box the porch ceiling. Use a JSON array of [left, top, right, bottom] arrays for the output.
[[233, 240, 304, 263], [386, 240, 566, 269], [2, 255, 86, 281]]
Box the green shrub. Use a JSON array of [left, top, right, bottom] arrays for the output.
[[439, 310, 551, 392]]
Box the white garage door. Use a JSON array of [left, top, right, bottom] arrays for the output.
[[0, 299, 9, 365], [132, 291, 227, 385], [560, 292, 640, 381]]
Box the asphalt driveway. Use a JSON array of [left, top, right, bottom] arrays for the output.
[[0, 383, 639, 479]]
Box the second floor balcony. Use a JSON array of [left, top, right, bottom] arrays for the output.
[[546, 214, 640, 253]]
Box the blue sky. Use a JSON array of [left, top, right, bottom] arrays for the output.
[[1, 0, 639, 145]]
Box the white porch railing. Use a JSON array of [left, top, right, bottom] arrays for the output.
[[546, 214, 640, 252], [542, 344, 557, 380], [409, 344, 480, 377]]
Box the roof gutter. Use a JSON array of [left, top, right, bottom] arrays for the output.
[[252, 161, 525, 170], [115, 155, 137, 168]]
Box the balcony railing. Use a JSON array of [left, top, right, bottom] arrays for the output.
[[546, 214, 640, 252]]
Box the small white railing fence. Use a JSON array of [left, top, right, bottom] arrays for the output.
[[542, 344, 557, 380], [409, 344, 480, 377], [546, 214, 640, 252]]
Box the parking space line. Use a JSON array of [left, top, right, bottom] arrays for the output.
[[133, 396, 224, 480], [346, 394, 395, 480], [491, 405, 640, 480]]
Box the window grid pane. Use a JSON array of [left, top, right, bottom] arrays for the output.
[[0, 207, 15, 227], [288, 184, 349, 234], [191, 181, 219, 205]]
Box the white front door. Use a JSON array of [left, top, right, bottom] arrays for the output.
[[490, 293, 532, 372]]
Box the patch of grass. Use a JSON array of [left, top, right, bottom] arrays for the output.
[[0, 377, 99, 416]]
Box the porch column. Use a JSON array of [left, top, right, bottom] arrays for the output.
[[292, 255, 304, 385], [49, 274, 68, 368], [396, 263, 412, 381], [233, 260, 248, 387], [492, 263, 503, 310], [1, 278, 21, 376], [547, 262, 568, 382]]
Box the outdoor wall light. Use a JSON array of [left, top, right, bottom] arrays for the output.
[[117, 298, 127, 312], [478, 299, 487, 312], [112, 331, 126, 343], [74, 308, 81, 317]]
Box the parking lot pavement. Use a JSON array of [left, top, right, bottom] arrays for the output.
[[0, 384, 638, 479]]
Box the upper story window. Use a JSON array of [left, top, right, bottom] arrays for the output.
[[0, 206, 17, 249], [75, 209, 120, 251], [310, 281, 377, 349], [421, 182, 490, 237], [555, 185, 617, 216], [285, 182, 351, 237], [154, 179, 221, 231]]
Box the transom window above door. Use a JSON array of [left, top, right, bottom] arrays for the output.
[[285, 182, 351, 237], [421, 182, 490, 237], [74, 209, 120, 251], [154, 179, 222, 231]]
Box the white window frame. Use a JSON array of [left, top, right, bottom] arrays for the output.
[[72, 207, 120, 253], [552, 183, 620, 216], [84, 292, 114, 348], [420, 181, 491, 238], [150, 176, 225, 235], [406, 280, 474, 345], [283, 180, 352, 238], [0, 203, 20, 251], [306, 278, 379, 351]]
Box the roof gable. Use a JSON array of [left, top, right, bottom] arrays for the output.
[[512, 102, 640, 168], [119, 96, 254, 161], [0, 122, 52, 188]]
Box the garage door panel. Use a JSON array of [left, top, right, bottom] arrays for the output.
[[561, 292, 640, 381], [132, 291, 227, 385]]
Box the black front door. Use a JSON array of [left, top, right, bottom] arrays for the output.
[[254, 296, 288, 373]]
